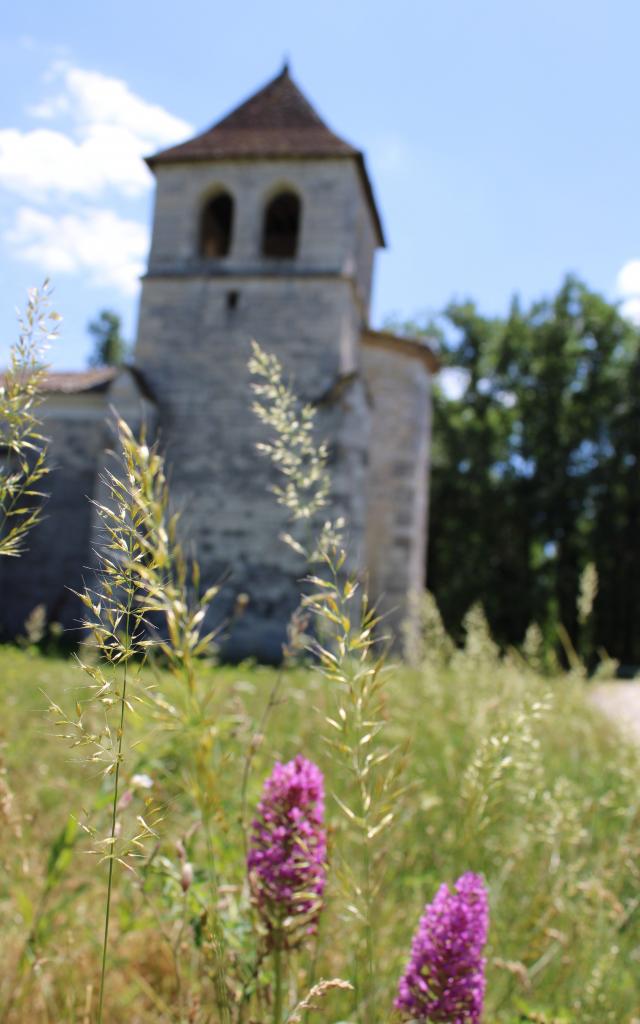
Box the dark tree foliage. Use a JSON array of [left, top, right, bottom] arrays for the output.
[[393, 276, 640, 664], [88, 310, 128, 367]]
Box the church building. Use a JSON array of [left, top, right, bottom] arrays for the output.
[[0, 66, 437, 660]]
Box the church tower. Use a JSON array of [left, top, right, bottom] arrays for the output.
[[135, 68, 434, 659], [135, 65, 386, 659]]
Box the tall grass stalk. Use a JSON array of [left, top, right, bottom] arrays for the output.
[[0, 284, 58, 1023], [302, 555, 404, 1024], [104, 420, 233, 1022], [50, 420, 165, 1020], [250, 342, 404, 1024], [0, 280, 59, 557], [96, 567, 133, 1024]]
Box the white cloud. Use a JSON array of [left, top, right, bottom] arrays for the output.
[[54, 64, 191, 146], [0, 63, 192, 295], [6, 206, 149, 295], [617, 259, 640, 298], [620, 296, 640, 326], [0, 62, 192, 200], [615, 260, 640, 325], [0, 126, 154, 199]]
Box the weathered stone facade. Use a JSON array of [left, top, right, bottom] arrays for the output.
[[0, 67, 435, 659], [0, 369, 153, 638]]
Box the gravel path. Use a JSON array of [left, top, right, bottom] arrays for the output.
[[589, 681, 640, 745]]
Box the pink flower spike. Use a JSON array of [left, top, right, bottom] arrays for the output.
[[247, 755, 327, 950], [396, 872, 489, 1023]]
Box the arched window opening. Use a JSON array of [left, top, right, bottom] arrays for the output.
[[200, 192, 233, 258], [262, 191, 300, 258]]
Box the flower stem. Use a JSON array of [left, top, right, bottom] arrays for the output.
[[96, 655, 128, 1024], [273, 946, 284, 1024], [202, 813, 231, 1024]]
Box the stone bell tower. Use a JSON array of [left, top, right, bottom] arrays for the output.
[[134, 65, 386, 659]]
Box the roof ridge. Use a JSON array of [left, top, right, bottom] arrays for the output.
[[361, 329, 439, 374]]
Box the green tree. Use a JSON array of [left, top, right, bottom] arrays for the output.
[[88, 310, 128, 367], [391, 276, 640, 664]]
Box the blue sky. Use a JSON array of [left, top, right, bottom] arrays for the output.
[[2, 0, 640, 367]]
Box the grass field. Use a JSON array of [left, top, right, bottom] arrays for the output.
[[1, 626, 639, 1024], [3, 289, 637, 1023]]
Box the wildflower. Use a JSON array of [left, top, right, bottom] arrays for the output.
[[248, 755, 326, 949], [396, 872, 489, 1023]]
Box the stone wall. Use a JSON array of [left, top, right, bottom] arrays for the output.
[[362, 343, 433, 640], [0, 394, 108, 638], [135, 274, 371, 661]]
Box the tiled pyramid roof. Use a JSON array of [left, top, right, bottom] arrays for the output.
[[148, 65, 358, 163], [147, 66, 385, 245]]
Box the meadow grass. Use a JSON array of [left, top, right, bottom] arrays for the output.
[[1, 309, 638, 1023], [1, 640, 638, 1023]]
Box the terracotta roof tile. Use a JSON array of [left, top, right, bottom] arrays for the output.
[[38, 366, 158, 402], [38, 367, 118, 393], [0, 367, 118, 395]]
